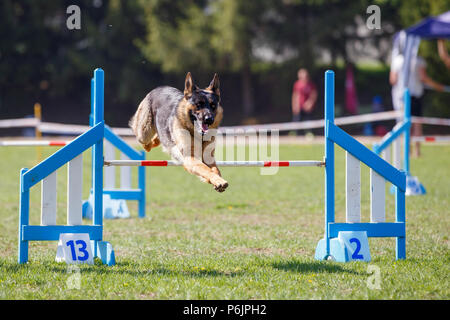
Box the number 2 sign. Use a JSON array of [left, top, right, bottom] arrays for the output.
[[56, 233, 94, 265], [338, 231, 371, 262]]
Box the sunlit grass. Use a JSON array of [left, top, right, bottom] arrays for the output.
[[0, 143, 448, 299]]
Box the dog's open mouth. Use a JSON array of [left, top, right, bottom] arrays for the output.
[[201, 123, 209, 134], [194, 120, 209, 135]]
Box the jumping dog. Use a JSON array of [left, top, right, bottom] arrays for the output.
[[129, 73, 228, 192]]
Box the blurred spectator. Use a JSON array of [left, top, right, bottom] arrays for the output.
[[437, 39, 450, 69], [291, 68, 317, 135], [363, 95, 387, 136], [345, 63, 359, 115], [372, 95, 384, 113], [372, 95, 388, 136], [390, 53, 446, 157]]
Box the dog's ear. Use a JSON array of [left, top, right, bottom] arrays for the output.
[[184, 72, 194, 98], [207, 73, 220, 96]]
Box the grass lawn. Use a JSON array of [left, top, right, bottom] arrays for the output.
[[0, 142, 448, 299]]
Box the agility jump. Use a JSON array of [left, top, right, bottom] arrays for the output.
[[17, 68, 406, 265], [0, 142, 145, 219], [1, 100, 147, 220], [373, 89, 450, 196]]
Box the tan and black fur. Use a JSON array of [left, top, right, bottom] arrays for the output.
[[129, 73, 228, 192]]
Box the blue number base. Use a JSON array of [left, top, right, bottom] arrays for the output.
[[314, 238, 350, 262], [390, 175, 426, 196], [83, 192, 130, 219], [93, 241, 116, 266]]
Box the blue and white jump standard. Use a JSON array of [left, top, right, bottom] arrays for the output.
[[18, 69, 115, 265], [315, 70, 407, 262], [373, 90, 426, 196], [82, 78, 147, 219]]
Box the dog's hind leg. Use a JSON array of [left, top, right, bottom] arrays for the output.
[[142, 132, 159, 152], [142, 133, 160, 152], [150, 135, 160, 148]]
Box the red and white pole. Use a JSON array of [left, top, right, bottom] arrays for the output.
[[104, 160, 325, 167]]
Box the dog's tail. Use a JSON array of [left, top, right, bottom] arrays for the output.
[[128, 114, 136, 130], [129, 95, 155, 148]]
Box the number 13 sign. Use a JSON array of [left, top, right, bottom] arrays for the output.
[[56, 233, 94, 265]]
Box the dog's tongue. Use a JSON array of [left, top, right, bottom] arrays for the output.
[[201, 123, 209, 132]]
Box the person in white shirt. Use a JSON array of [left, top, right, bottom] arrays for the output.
[[390, 54, 445, 157]]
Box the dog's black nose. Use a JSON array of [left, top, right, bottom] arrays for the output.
[[204, 115, 214, 125]]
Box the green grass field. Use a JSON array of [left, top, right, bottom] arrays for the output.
[[0, 142, 449, 299]]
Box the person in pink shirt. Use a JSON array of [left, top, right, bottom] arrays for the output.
[[291, 68, 318, 135]]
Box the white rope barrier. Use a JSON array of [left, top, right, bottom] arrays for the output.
[[38, 122, 91, 135], [38, 122, 135, 136], [218, 110, 402, 133], [411, 116, 450, 127], [0, 118, 39, 128], [1, 110, 449, 137]]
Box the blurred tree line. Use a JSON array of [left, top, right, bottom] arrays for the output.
[[0, 0, 449, 128]]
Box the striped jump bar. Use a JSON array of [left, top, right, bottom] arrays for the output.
[[104, 160, 325, 167], [0, 140, 69, 146]]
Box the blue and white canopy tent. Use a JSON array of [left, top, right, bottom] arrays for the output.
[[395, 10, 450, 95]]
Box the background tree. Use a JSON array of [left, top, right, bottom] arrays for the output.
[[139, 0, 275, 116], [0, 0, 448, 130], [0, 0, 160, 125]]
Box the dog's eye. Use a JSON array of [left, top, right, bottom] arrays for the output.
[[210, 103, 216, 110]]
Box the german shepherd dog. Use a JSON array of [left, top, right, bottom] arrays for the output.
[[129, 73, 228, 192]]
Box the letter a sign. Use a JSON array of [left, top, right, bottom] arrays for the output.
[[66, 5, 81, 30]]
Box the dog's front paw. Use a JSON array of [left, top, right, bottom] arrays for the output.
[[210, 176, 228, 193], [214, 181, 228, 192]]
